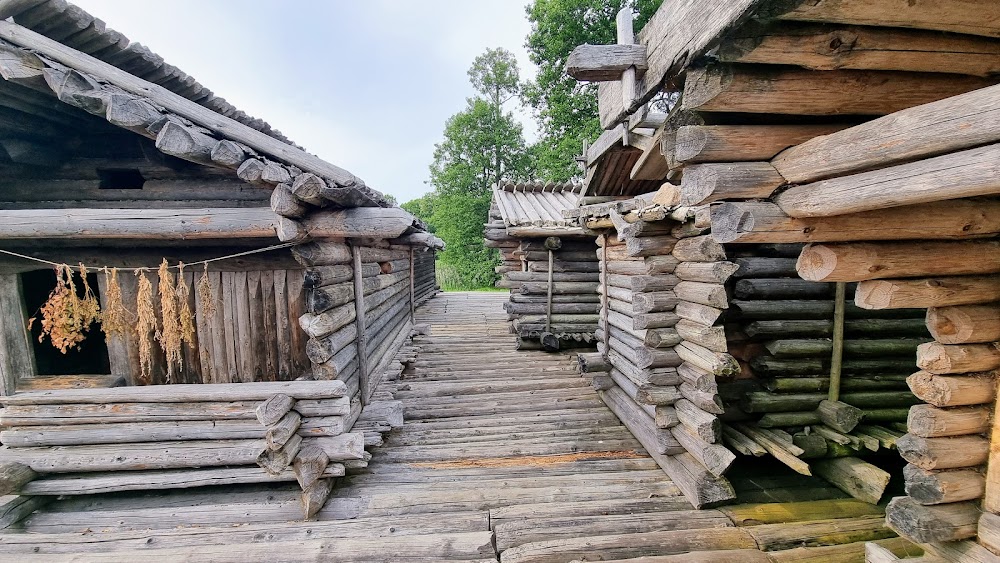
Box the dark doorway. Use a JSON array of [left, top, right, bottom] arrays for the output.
[[21, 269, 111, 375]]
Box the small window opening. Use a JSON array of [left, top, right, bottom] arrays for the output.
[[21, 269, 111, 375], [97, 168, 145, 190]]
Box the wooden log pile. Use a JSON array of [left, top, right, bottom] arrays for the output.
[[0, 381, 386, 518]]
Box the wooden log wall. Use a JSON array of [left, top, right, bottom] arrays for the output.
[[580, 210, 740, 509], [720, 242, 931, 504], [0, 381, 395, 519], [487, 207, 599, 349]]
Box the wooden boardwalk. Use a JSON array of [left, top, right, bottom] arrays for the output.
[[0, 292, 918, 561]]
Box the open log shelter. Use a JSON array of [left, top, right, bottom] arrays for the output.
[[486, 181, 600, 351], [561, 0, 1000, 560], [0, 0, 442, 526]]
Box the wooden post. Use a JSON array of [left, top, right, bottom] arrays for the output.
[[601, 234, 610, 354], [616, 7, 636, 121], [985, 380, 1000, 513], [828, 282, 846, 401], [546, 249, 554, 333], [350, 244, 369, 406], [409, 246, 415, 321], [0, 274, 35, 395]]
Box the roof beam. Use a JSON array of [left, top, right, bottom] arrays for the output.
[[566, 44, 647, 82]]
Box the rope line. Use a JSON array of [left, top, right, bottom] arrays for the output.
[[0, 242, 301, 271]]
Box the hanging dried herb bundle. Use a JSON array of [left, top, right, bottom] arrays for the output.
[[100, 267, 131, 336], [157, 259, 182, 380], [29, 264, 101, 354], [197, 263, 217, 320], [175, 263, 196, 345], [135, 269, 157, 383]]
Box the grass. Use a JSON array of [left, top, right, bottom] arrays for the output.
[[435, 262, 508, 292]]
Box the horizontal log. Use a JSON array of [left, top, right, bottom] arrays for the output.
[[903, 464, 985, 505], [774, 81, 1000, 184], [674, 261, 739, 284], [602, 273, 678, 293], [565, 43, 648, 81], [675, 319, 727, 353], [926, 304, 1000, 344], [0, 398, 351, 426], [675, 302, 724, 326], [679, 162, 785, 206], [625, 235, 678, 258], [675, 341, 739, 377], [855, 275, 1000, 310], [798, 241, 1000, 282], [675, 124, 847, 164], [765, 338, 923, 358], [743, 391, 918, 413], [734, 278, 831, 300], [672, 235, 726, 262], [763, 377, 907, 394], [0, 439, 267, 473], [0, 381, 347, 405], [916, 342, 1000, 375], [907, 404, 991, 438], [812, 457, 889, 504], [908, 370, 996, 408], [670, 424, 734, 477], [745, 318, 929, 339], [675, 281, 728, 309], [631, 291, 678, 314], [712, 200, 1000, 244], [683, 64, 991, 116], [599, 385, 684, 456], [776, 143, 1000, 218], [897, 433, 989, 470], [885, 496, 979, 543], [0, 208, 278, 240]]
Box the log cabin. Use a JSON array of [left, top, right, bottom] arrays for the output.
[[0, 0, 442, 525], [486, 181, 600, 351], [561, 0, 1000, 559]]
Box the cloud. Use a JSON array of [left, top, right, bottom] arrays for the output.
[[70, 0, 539, 204]]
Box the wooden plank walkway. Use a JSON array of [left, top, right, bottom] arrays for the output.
[[0, 292, 920, 561]]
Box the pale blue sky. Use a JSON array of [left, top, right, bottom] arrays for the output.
[[71, 0, 538, 203]]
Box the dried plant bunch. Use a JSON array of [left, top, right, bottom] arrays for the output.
[[135, 269, 157, 383], [100, 267, 132, 336], [29, 264, 101, 354], [157, 259, 183, 380]]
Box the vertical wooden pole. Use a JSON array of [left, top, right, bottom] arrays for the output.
[[409, 245, 415, 321], [828, 281, 847, 401], [985, 385, 1000, 513], [546, 249, 554, 333], [600, 234, 610, 354], [0, 274, 34, 395], [616, 7, 636, 121], [351, 244, 369, 406]]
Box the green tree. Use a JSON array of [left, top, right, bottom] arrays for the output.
[[523, 0, 662, 181], [422, 48, 533, 290]]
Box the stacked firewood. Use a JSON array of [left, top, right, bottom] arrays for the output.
[[0, 382, 372, 517]]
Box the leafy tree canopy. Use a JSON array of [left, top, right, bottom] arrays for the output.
[[523, 0, 662, 181]]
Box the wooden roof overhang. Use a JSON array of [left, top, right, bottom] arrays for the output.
[[573, 0, 1000, 198], [0, 2, 437, 248], [491, 181, 589, 238]]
